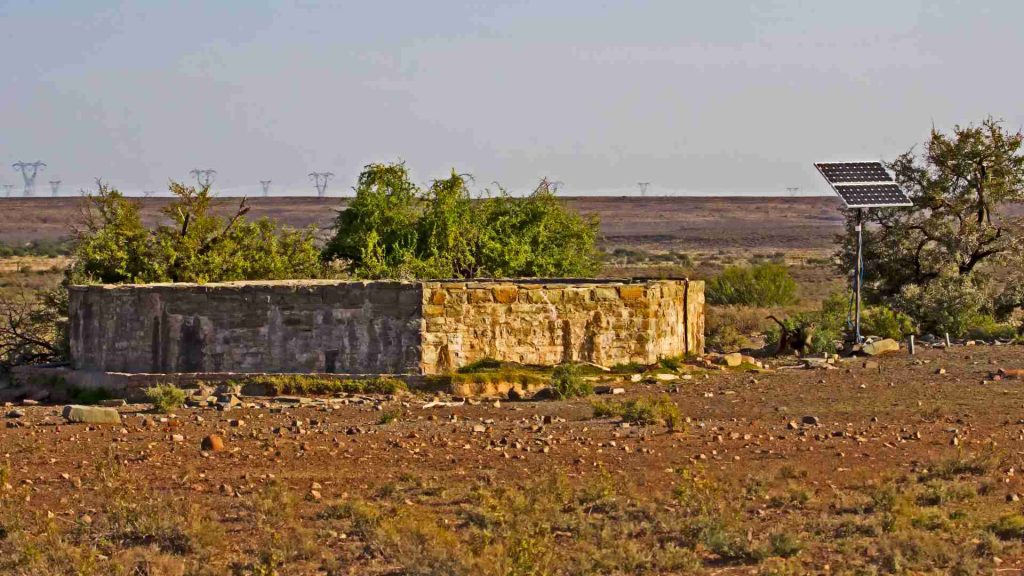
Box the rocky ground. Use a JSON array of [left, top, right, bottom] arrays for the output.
[[3, 345, 1024, 574]]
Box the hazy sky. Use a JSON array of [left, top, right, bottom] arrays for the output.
[[2, 0, 1023, 196]]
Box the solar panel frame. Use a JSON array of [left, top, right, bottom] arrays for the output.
[[813, 161, 913, 208]]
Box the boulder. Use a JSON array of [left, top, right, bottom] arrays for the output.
[[61, 405, 121, 425], [719, 353, 744, 367], [861, 339, 900, 356]]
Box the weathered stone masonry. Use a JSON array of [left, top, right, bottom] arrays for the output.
[[69, 279, 704, 376]]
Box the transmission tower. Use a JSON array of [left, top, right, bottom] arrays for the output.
[[12, 161, 46, 196], [637, 181, 651, 197], [309, 172, 334, 197], [785, 187, 800, 196], [190, 169, 217, 188], [142, 190, 156, 198], [49, 180, 61, 197], [260, 180, 272, 197], [1, 184, 13, 197], [550, 180, 565, 193]]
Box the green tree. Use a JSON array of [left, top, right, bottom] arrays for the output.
[[69, 182, 323, 284], [839, 118, 1024, 335], [322, 163, 600, 279], [321, 162, 421, 279]]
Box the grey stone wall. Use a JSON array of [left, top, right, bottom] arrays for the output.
[[69, 281, 423, 374], [69, 278, 703, 376]]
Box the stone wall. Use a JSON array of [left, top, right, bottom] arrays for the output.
[[69, 278, 703, 376], [419, 279, 703, 373], [69, 281, 423, 374]]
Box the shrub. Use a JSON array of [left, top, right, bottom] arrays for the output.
[[550, 363, 592, 399], [766, 531, 804, 558], [966, 316, 1020, 341], [322, 164, 600, 279], [895, 275, 990, 337], [990, 514, 1024, 540], [377, 408, 401, 425], [69, 182, 323, 284], [144, 384, 186, 413], [240, 375, 407, 396], [593, 394, 681, 430], [861, 305, 916, 340], [706, 263, 798, 307]]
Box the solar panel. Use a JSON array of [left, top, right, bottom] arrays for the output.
[[832, 184, 912, 208], [814, 161, 913, 208], [815, 162, 892, 184]]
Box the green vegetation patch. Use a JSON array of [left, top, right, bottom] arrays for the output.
[[238, 374, 408, 396], [592, 394, 681, 430]]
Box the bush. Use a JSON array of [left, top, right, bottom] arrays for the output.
[[966, 316, 1020, 341], [69, 182, 323, 285], [861, 305, 916, 340], [144, 384, 186, 413], [593, 394, 681, 430], [705, 305, 769, 352], [550, 363, 592, 399], [322, 163, 600, 279], [706, 263, 798, 307], [895, 275, 990, 337], [240, 375, 407, 396], [990, 514, 1024, 540]]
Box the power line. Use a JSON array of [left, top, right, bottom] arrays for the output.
[[190, 169, 217, 188], [12, 161, 46, 196], [309, 172, 334, 197]]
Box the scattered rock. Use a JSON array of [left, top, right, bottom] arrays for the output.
[[99, 399, 127, 407], [801, 415, 820, 426], [719, 353, 744, 368], [201, 434, 225, 452], [61, 405, 121, 425], [862, 339, 900, 356], [5, 409, 24, 419], [655, 373, 678, 381]]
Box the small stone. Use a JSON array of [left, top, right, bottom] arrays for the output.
[[936, 368, 946, 375], [787, 421, 799, 430], [1007, 493, 1020, 503], [201, 434, 225, 452], [171, 434, 184, 442], [472, 424, 487, 433], [99, 399, 127, 407], [656, 373, 678, 381], [801, 415, 820, 426], [308, 490, 322, 501], [5, 409, 25, 419]]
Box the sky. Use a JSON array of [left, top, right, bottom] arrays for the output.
[[2, 0, 1023, 197]]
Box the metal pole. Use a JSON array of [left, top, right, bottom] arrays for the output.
[[854, 208, 863, 344]]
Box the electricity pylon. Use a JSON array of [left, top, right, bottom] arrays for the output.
[[1, 184, 14, 197], [190, 169, 217, 188], [260, 180, 272, 197], [12, 161, 46, 196], [49, 180, 61, 197], [637, 181, 651, 196], [309, 172, 333, 197]]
